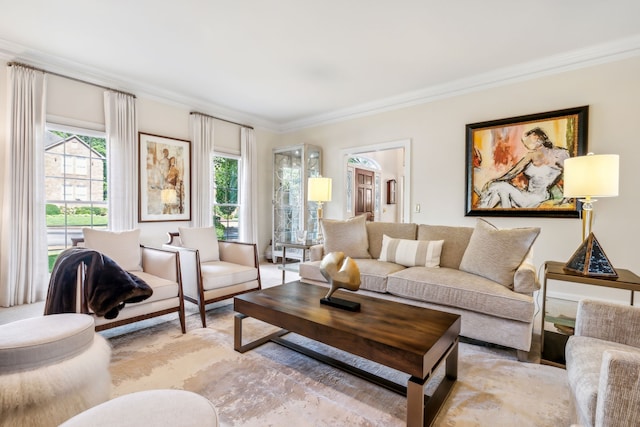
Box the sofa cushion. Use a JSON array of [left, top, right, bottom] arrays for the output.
[[128, 271, 179, 303], [83, 228, 142, 271], [321, 215, 371, 259], [417, 225, 473, 269], [379, 235, 443, 268], [565, 336, 640, 427], [355, 259, 406, 293], [386, 267, 534, 323], [366, 222, 417, 259], [299, 259, 405, 293], [459, 219, 540, 289], [179, 227, 220, 262]]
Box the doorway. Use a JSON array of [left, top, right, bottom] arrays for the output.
[[340, 139, 411, 223]]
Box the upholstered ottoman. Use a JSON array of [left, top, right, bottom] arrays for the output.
[[0, 313, 111, 427], [60, 389, 219, 426]]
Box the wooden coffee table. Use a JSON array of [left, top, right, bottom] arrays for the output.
[[233, 281, 460, 426]]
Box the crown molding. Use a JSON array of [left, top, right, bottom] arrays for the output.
[[278, 35, 640, 133], [3, 35, 640, 135], [0, 39, 279, 132]]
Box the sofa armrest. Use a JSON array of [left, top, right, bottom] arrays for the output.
[[309, 244, 325, 261], [218, 241, 258, 268], [595, 349, 640, 426], [575, 299, 640, 347], [512, 249, 539, 294]]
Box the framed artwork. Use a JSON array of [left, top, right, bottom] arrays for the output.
[[139, 132, 191, 222], [387, 179, 396, 204], [465, 106, 588, 218]]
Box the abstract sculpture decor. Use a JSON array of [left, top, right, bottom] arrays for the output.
[[319, 251, 361, 311]]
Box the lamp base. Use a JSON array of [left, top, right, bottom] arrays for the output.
[[320, 297, 361, 312], [563, 232, 618, 279]]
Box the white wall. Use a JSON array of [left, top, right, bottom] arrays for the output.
[[272, 56, 640, 304]]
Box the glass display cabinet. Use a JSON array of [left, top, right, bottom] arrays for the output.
[[272, 144, 322, 262]]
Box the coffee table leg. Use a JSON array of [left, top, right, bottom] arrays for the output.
[[407, 375, 427, 427], [234, 313, 289, 353], [406, 339, 458, 426]]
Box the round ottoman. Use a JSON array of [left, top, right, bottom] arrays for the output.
[[0, 313, 111, 427], [60, 389, 219, 427]]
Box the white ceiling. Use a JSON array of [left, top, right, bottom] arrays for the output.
[[1, 1, 640, 132]]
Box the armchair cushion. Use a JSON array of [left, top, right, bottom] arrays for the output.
[[82, 228, 142, 271], [178, 227, 220, 262], [459, 219, 540, 288], [200, 261, 258, 291]]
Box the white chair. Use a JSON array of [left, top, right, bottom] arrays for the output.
[[165, 227, 261, 327], [69, 228, 186, 333]]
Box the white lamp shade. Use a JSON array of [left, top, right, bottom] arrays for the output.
[[563, 154, 619, 198], [308, 177, 332, 202]]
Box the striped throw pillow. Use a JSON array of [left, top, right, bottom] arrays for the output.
[[378, 234, 444, 267]]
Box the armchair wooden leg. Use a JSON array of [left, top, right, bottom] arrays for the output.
[[198, 299, 207, 328]]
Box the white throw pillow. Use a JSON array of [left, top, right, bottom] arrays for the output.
[[178, 227, 220, 262], [321, 215, 371, 259], [82, 228, 142, 271], [459, 219, 540, 288], [378, 234, 444, 267]]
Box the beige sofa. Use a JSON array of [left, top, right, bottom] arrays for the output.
[[566, 299, 640, 427], [299, 216, 540, 358]]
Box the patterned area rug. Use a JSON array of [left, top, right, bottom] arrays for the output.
[[107, 304, 571, 426]]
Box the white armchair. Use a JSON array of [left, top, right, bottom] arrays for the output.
[[165, 227, 261, 327], [67, 229, 186, 333], [566, 299, 640, 427]]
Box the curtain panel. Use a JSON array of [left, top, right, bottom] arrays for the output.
[[189, 113, 214, 228], [239, 127, 258, 244], [0, 64, 48, 306], [104, 91, 138, 231]]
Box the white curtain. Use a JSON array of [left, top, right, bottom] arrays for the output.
[[239, 127, 258, 244], [0, 64, 48, 306], [189, 113, 214, 227], [104, 91, 137, 230]]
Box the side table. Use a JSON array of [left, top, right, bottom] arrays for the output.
[[279, 241, 315, 284], [541, 260, 640, 366]]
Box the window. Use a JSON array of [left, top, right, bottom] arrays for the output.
[[44, 125, 107, 271], [213, 154, 241, 240]]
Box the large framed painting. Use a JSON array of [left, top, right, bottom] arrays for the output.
[[465, 106, 589, 218], [139, 132, 191, 222]]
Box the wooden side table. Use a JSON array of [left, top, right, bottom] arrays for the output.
[[541, 260, 640, 366], [279, 241, 314, 284]]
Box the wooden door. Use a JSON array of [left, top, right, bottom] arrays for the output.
[[354, 168, 375, 221]]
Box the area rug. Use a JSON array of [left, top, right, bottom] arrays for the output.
[[107, 305, 571, 426]]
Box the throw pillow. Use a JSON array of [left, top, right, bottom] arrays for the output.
[[378, 234, 443, 268], [321, 215, 371, 259], [82, 228, 142, 271], [459, 219, 540, 288], [178, 227, 220, 262]]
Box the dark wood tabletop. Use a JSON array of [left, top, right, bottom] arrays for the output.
[[234, 281, 460, 379]]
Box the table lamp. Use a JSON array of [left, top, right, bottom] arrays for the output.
[[308, 176, 332, 242], [562, 153, 619, 278]]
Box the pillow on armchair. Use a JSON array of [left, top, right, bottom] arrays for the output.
[[178, 227, 220, 262], [321, 215, 371, 259], [459, 219, 540, 288], [82, 228, 142, 272]]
